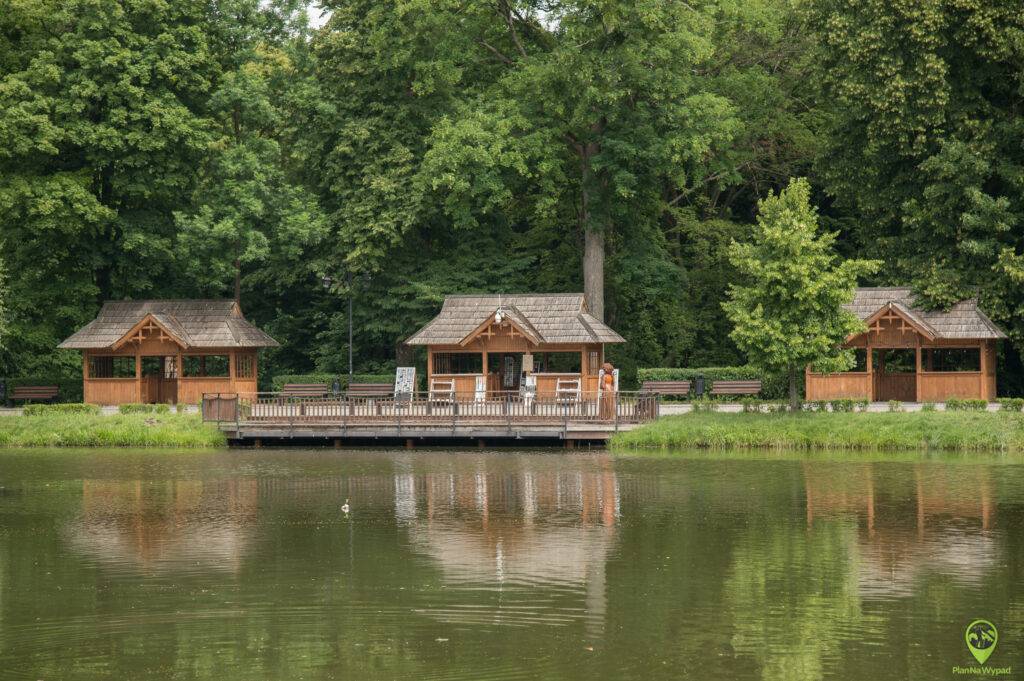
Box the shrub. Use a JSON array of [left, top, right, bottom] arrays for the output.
[[690, 398, 718, 413], [740, 397, 761, 413], [946, 398, 988, 411], [269, 373, 398, 393], [997, 398, 1024, 412], [23, 403, 100, 416], [854, 398, 870, 412], [921, 401, 937, 412], [829, 398, 856, 413], [809, 400, 829, 412], [888, 400, 903, 412], [118, 403, 171, 414], [636, 366, 790, 400]]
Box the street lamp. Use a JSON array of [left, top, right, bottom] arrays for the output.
[[322, 272, 354, 385]]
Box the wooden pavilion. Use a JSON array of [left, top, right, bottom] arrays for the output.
[[59, 300, 278, 405], [406, 293, 625, 399], [806, 287, 1006, 402]]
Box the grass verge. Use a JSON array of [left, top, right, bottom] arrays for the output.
[[0, 413, 226, 448], [611, 411, 1024, 451]]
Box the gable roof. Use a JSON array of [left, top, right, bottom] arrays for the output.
[[846, 288, 1006, 340], [406, 293, 625, 346], [59, 300, 279, 350]]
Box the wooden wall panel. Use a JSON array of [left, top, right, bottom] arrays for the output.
[[178, 377, 235, 405], [85, 379, 139, 405], [805, 373, 871, 400], [918, 373, 984, 401]]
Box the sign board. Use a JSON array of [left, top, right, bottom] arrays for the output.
[[394, 367, 416, 403], [522, 353, 534, 374]]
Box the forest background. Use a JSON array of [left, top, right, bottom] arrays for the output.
[[2, 0, 1022, 393]]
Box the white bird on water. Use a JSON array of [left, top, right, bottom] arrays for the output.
[[341, 498, 350, 515]]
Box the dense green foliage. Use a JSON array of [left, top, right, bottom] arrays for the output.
[[118, 403, 172, 414], [22, 403, 100, 416], [269, 373, 395, 392], [613, 412, 1024, 451], [1, 0, 1022, 394], [723, 179, 879, 406], [0, 412, 224, 447]]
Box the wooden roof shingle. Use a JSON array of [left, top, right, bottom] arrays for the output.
[[846, 288, 1006, 340], [58, 300, 279, 350], [406, 294, 625, 346]]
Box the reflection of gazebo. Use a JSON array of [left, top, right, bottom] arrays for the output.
[[67, 479, 257, 573], [806, 288, 1005, 401]]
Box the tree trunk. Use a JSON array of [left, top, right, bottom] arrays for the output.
[[788, 365, 799, 412], [577, 129, 606, 322]]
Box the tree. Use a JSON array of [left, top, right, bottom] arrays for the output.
[[807, 0, 1024, 351], [722, 178, 879, 408]]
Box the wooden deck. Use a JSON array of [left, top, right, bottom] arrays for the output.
[[203, 391, 659, 446]]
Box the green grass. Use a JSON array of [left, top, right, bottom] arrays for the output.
[[612, 411, 1024, 452], [0, 413, 226, 448]]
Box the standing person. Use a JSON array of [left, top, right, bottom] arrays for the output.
[[600, 363, 616, 419]]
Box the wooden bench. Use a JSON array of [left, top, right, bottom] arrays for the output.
[[640, 380, 691, 397], [346, 383, 393, 399], [709, 380, 761, 397], [555, 377, 581, 402], [281, 383, 330, 398], [11, 385, 60, 403]]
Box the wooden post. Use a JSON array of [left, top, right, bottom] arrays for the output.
[[176, 350, 183, 405], [427, 350, 434, 385], [405, 438, 415, 449], [915, 339, 922, 403], [82, 352, 90, 403], [135, 351, 142, 403], [481, 350, 488, 394], [866, 343, 873, 401], [979, 340, 988, 401], [229, 351, 236, 390]]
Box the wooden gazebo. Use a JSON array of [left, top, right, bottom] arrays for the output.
[[59, 300, 278, 405], [406, 293, 625, 399], [806, 287, 1006, 402]]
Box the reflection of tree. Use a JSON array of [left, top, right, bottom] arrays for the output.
[[723, 519, 880, 681]]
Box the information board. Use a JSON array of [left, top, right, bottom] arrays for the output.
[[394, 367, 415, 403]]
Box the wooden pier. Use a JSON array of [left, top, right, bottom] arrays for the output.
[[202, 390, 659, 446]]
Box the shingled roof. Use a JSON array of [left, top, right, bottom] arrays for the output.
[[846, 288, 1006, 340], [59, 300, 279, 349], [406, 294, 625, 345]]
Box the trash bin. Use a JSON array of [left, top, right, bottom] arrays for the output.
[[695, 375, 705, 398], [332, 379, 341, 396]]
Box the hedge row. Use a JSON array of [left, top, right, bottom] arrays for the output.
[[269, 373, 399, 392], [23, 403, 100, 416], [2, 376, 83, 404], [636, 366, 792, 400], [118, 403, 171, 414]]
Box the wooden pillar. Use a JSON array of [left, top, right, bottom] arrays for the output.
[[866, 342, 873, 401], [229, 350, 236, 392], [481, 350, 488, 393], [427, 350, 434, 385], [135, 351, 142, 403], [979, 340, 988, 401], [82, 352, 90, 404], [915, 338, 922, 402], [176, 350, 183, 405], [405, 438, 415, 449]]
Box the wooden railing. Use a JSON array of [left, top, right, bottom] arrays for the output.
[[202, 390, 660, 429]]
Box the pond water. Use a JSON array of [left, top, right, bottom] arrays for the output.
[[0, 448, 1022, 680]]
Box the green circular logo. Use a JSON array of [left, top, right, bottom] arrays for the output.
[[965, 619, 998, 665]]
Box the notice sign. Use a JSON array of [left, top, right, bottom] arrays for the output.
[[395, 367, 415, 403]]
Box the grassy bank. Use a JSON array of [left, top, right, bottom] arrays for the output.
[[612, 411, 1024, 451], [0, 413, 226, 448]]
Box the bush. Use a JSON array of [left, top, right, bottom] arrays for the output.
[[830, 399, 856, 413], [118, 403, 171, 414], [855, 398, 870, 412], [921, 401, 937, 412], [997, 398, 1024, 412], [636, 366, 791, 400], [2, 376, 83, 404], [740, 397, 761, 413], [23, 403, 100, 416], [269, 373, 398, 393], [946, 398, 988, 411], [888, 400, 903, 413], [690, 398, 718, 413]]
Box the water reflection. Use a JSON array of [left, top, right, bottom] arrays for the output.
[[0, 450, 1020, 680]]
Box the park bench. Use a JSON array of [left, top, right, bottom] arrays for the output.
[[709, 380, 762, 397], [11, 385, 60, 404], [347, 382, 393, 415], [346, 383, 393, 399], [281, 383, 330, 398], [640, 380, 691, 397]]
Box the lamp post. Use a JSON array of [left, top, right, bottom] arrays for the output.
[[323, 272, 354, 385]]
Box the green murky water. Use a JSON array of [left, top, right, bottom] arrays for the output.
[[0, 448, 1022, 680]]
